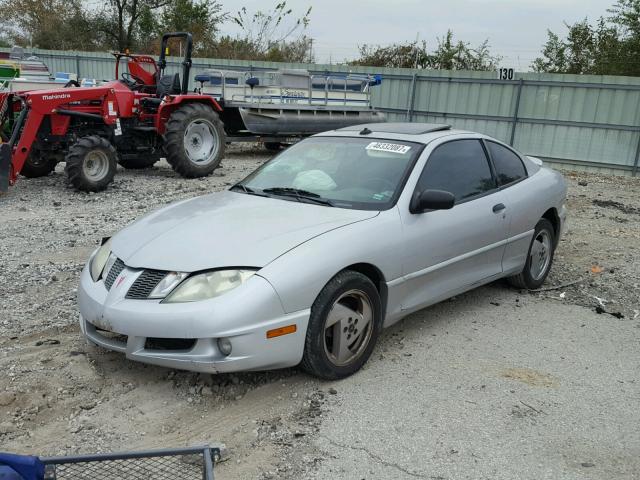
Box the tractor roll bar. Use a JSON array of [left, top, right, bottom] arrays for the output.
[[158, 32, 193, 95]]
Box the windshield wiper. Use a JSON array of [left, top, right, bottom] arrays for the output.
[[230, 184, 268, 197], [262, 187, 334, 206]]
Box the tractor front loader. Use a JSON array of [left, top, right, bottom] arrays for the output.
[[0, 87, 121, 193]]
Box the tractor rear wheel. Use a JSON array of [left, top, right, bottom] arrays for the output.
[[20, 149, 58, 178], [164, 103, 225, 178], [64, 136, 117, 192]]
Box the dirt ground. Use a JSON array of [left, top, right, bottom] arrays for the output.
[[1, 148, 639, 479]]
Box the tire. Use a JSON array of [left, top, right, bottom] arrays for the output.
[[64, 136, 117, 192], [301, 270, 382, 380], [20, 149, 57, 178], [507, 218, 556, 290], [164, 103, 225, 178], [264, 142, 283, 152], [118, 153, 160, 170]]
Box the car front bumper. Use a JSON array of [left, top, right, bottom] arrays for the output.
[[77, 264, 310, 374]]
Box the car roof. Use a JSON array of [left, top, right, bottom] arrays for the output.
[[314, 122, 474, 143]]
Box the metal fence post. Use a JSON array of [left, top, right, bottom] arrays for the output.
[[632, 132, 640, 177], [405, 73, 417, 122], [509, 78, 524, 146], [75, 55, 81, 79]]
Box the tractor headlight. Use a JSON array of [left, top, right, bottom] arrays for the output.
[[163, 269, 256, 303], [90, 238, 112, 282]]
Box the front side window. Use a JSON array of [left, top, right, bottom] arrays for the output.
[[486, 141, 527, 186], [237, 137, 422, 210], [417, 139, 496, 202]]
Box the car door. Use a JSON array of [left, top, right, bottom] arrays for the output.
[[399, 138, 510, 312], [483, 140, 535, 274]]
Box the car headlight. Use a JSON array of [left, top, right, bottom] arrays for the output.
[[149, 272, 189, 299], [163, 269, 256, 303], [90, 238, 112, 282]]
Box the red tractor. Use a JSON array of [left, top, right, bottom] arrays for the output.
[[0, 32, 225, 193]]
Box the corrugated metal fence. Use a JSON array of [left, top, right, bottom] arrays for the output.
[[4, 47, 640, 175]]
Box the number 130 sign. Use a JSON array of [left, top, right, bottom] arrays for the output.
[[498, 68, 515, 80]]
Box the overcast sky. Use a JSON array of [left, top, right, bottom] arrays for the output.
[[221, 0, 615, 69]]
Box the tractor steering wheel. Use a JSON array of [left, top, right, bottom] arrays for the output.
[[121, 72, 145, 89], [64, 80, 80, 88]]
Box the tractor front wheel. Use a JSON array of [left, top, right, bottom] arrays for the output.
[[164, 103, 225, 178], [20, 149, 58, 178], [64, 136, 117, 192]]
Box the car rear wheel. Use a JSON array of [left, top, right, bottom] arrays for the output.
[[507, 218, 556, 290], [301, 270, 382, 380]]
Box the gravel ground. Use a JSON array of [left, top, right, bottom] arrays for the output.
[[0, 151, 639, 479]]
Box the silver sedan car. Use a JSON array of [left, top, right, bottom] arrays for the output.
[[78, 123, 567, 379]]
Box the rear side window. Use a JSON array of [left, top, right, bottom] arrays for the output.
[[417, 139, 496, 202], [486, 141, 527, 186]]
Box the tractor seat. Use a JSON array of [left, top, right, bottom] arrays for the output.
[[156, 73, 181, 98], [141, 73, 181, 111]]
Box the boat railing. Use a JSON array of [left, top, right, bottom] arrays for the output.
[[200, 70, 376, 108]]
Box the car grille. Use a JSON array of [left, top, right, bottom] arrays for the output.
[[126, 269, 168, 299], [144, 337, 196, 351], [104, 258, 125, 290]]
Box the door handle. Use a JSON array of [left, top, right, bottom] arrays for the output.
[[492, 203, 506, 213]]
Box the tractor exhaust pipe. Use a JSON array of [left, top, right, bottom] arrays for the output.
[[0, 142, 10, 193]]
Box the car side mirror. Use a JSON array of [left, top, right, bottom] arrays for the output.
[[410, 189, 455, 214]]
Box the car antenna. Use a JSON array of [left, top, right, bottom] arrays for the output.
[[359, 127, 372, 135]]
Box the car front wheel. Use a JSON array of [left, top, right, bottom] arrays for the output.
[[508, 218, 556, 290], [301, 270, 382, 380]]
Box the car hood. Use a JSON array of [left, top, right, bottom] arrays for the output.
[[111, 190, 378, 272]]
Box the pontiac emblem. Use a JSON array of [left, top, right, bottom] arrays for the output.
[[115, 275, 126, 288]]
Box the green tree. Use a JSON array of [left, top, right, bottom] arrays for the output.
[[0, 0, 96, 50], [159, 0, 225, 55], [429, 31, 500, 70], [532, 0, 638, 75], [212, 2, 313, 62], [531, 31, 569, 73], [91, 0, 169, 52], [351, 41, 430, 68], [350, 31, 500, 71]]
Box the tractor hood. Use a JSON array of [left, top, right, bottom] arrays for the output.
[[111, 190, 377, 272]]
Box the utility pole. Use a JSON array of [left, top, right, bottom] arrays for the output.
[[308, 38, 314, 63]]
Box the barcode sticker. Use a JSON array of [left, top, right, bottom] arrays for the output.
[[366, 142, 411, 154]]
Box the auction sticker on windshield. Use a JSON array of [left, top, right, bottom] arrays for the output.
[[366, 142, 412, 154]]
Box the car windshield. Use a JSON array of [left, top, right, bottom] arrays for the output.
[[236, 137, 423, 210]]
